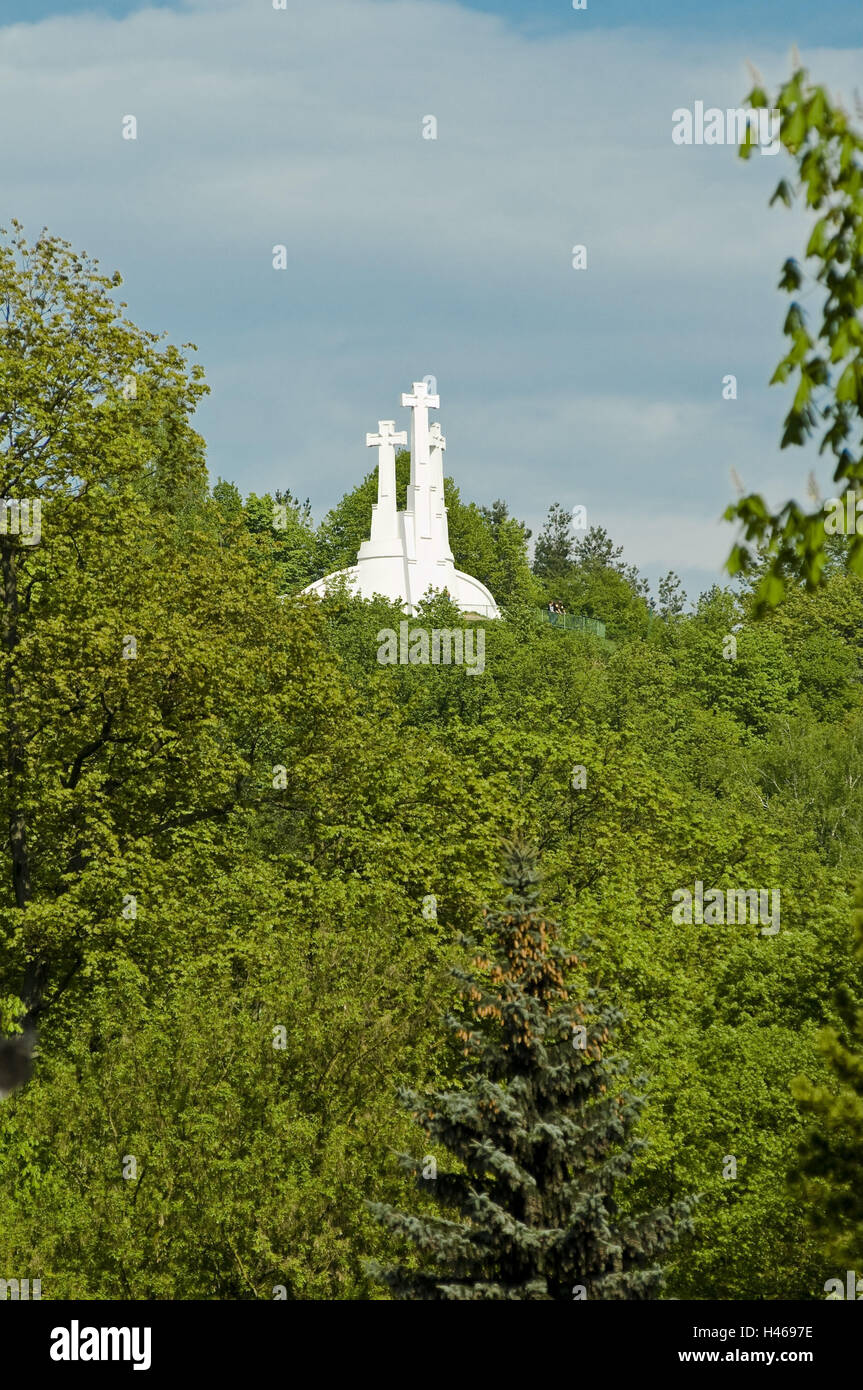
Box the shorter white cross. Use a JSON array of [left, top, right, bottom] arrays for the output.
[[366, 420, 407, 451]]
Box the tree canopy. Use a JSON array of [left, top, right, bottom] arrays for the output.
[[0, 213, 860, 1301]]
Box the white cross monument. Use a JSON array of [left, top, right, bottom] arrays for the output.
[[360, 420, 406, 551], [302, 380, 500, 617]]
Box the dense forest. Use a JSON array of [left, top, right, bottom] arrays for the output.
[[2, 68, 863, 1301]]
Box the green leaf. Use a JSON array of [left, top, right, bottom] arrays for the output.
[[793, 373, 812, 411], [806, 219, 829, 257], [836, 362, 858, 402], [761, 571, 786, 607], [779, 258, 802, 290], [807, 88, 827, 129], [784, 106, 808, 148]]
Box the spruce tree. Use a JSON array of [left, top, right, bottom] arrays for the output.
[[369, 842, 695, 1299], [791, 885, 863, 1270], [533, 503, 575, 579]]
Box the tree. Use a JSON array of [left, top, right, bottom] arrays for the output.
[[574, 526, 649, 599], [725, 68, 863, 612], [312, 457, 398, 577], [533, 502, 575, 578], [238, 487, 317, 593], [481, 499, 530, 546], [369, 841, 694, 1299], [791, 884, 863, 1271], [478, 498, 538, 606], [4, 217, 859, 1304], [532, 517, 651, 637], [0, 220, 211, 1026], [657, 571, 686, 619]]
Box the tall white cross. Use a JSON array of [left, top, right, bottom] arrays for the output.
[[428, 422, 452, 559], [401, 380, 439, 470], [428, 422, 446, 507], [366, 419, 406, 510]]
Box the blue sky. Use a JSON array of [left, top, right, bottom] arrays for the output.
[[2, 0, 862, 599], [432, 0, 863, 47], [5, 0, 862, 45]]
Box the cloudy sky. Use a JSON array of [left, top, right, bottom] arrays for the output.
[[2, 0, 862, 599]]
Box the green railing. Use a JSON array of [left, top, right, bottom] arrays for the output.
[[537, 609, 606, 639]]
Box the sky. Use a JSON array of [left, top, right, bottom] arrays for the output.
[[2, 0, 862, 600]]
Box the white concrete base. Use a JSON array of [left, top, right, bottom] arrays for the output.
[[303, 563, 500, 617]]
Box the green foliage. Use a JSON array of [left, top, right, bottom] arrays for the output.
[[451, 492, 539, 607], [727, 69, 863, 612], [0, 219, 860, 1301], [533, 502, 576, 578], [535, 514, 651, 639], [657, 571, 687, 619], [369, 842, 695, 1299], [791, 885, 863, 1273]]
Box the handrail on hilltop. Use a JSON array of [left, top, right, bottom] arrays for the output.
[[538, 609, 606, 639]]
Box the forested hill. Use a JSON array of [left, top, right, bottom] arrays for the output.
[[1, 226, 862, 1299]]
